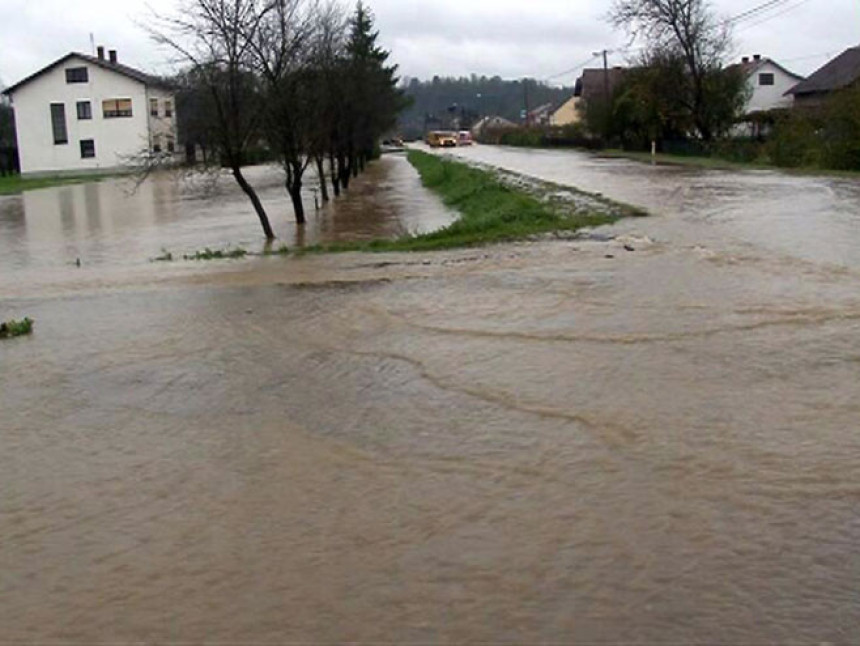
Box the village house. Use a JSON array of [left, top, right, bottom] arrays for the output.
[[526, 103, 554, 127], [471, 115, 518, 138], [729, 54, 804, 137], [574, 68, 626, 110], [550, 95, 582, 127], [2, 48, 177, 176], [733, 55, 804, 114], [786, 45, 860, 108]]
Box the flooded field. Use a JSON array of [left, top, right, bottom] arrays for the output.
[[0, 154, 455, 297], [2, 148, 860, 642]]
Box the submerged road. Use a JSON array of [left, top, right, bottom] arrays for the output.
[[2, 149, 859, 642]]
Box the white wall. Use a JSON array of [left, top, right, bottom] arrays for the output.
[[746, 60, 800, 113], [10, 56, 162, 175], [146, 86, 178, 156]]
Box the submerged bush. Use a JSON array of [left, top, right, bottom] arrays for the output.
[[183, 247, 248, 261], [0, 317, 34, 339]]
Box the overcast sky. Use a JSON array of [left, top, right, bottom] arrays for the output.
[[1, 0, 857, 89]]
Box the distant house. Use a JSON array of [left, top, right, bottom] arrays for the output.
[[731, 55, 804, 114], [728, 55, 804, 137], [786, 46, 860, 108], [550, 95, 582, 127], [574, 67, 626, 107], [471, 115, 518, 137], [2, 48, 177, 176], [526, 103, 554, 126]]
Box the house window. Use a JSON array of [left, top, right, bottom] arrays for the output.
[[152, 135, 162, 154], [759, 73, 775, 86], [76, 101, 92, 120], [65, 67, 89, 84], [103, 98, 133, 118], [150, 98, 159, 117], [164, 100, 173, 118], [167, 137, 175, 154], [50, 103, 68, 145], [80, 139, 96, 159]]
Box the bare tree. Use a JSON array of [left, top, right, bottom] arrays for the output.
[[609, 0, 734, 141], [148, 0, 277, 239]]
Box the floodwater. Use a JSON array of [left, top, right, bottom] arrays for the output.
[[2, 147, 860, 642], [0, 154, 455, 297]]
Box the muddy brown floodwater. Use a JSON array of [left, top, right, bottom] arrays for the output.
[[2, 148, 860, 643]]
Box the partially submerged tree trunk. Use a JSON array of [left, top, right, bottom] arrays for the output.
[[285, 161, 306, 225], [232, 166, 275, 240], [315, 155, 329, 202], [329, 153, 341, 197]]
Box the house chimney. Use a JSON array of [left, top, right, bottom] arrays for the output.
[[753, 54, 761, 61], [742, 56, 750, 64], [109, 49, 117, 64], [97, 46, 105, 60]]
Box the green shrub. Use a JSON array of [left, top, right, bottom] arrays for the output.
[[0, 317, 34, 339]]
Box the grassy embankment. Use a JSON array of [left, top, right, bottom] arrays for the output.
[[151, 150, 638, 261], [303, 150, 625, 253], [0, 174, 114, 196]]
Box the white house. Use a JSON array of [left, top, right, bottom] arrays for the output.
[[733, 55, 805, 115], [2, 48, 177, 176]]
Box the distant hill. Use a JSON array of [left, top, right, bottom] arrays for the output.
[[398, 75, 573, 139]]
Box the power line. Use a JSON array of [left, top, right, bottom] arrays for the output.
[[545, 53, 602, 81], [735, 0, 813, 32], [726, 0, 793, 25]]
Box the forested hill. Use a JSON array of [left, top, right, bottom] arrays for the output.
[[398, 76, 574, 139]]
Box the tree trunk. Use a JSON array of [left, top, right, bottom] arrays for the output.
[[287, 179, 306, 225], [351, 154, 359, 178], [338, 153, 351, 190], [232, 166, 275, 240], [329, 153, 341, 197], [316, 156, 329, 202]]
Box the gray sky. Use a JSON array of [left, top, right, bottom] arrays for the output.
[[1, 0, 857, 89]]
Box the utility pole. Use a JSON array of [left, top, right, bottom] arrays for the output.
[[600, 49, 609, 102], [523, 78, 530, 125]]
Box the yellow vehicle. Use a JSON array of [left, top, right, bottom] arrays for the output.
[[426, 131, 458, 148]]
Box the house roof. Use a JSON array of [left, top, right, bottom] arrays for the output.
[[727, 57, 804, 82], [574, 68, 625, 101], [528, 103, 554, 118], [551, 95, 579, 116], [786, 46, 860, 96], [2, 52, 171, 96]]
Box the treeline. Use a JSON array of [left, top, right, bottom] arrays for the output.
[[155, 0, 405, 239], [398, 76, 573, 140]]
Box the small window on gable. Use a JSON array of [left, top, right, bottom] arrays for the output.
[[77, 101, 92, 120], [759, 73, 775, 86], [80, 139, 96, 159], [66, 67, 89, 84], [103, 98, 133, 118], [150, 98, 159, 117]]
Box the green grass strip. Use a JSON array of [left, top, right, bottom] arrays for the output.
[[304, 151, 619, 254], [0, 174, 115, 196]]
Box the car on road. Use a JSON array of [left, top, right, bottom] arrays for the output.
[[426, 131, 458, 148]]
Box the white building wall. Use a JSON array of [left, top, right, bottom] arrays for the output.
[[145, 86, 178, 155], [746, 60, 800, 113], [10, 55, 160, 175]]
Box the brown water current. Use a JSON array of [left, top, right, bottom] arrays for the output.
[[2, 148, 860, 642]]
